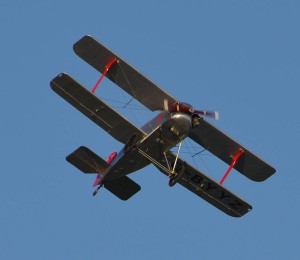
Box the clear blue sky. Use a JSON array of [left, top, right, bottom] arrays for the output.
[[1, 1, 299, 259]]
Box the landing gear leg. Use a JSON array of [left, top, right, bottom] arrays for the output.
[[165, 141, 186, 187], [171, 142, 182, 173]]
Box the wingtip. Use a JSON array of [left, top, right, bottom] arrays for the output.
[[73, 35, 94, 53]]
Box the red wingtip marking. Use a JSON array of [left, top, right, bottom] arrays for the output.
[[92, 58, 118, 93], [220, 150, 245, 185]]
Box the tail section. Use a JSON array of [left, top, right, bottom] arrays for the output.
[[66, 146, 141, 200]]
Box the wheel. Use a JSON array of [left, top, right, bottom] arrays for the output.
[[168, 162, 186, 187], [168, 175, 178, 187]]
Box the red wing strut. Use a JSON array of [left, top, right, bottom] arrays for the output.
[[73, 35, 177, 111], [92, 58, 117, 93], [220, 150, 245, 185]]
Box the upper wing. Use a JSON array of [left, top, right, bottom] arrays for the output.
[[189, 119, 276, 182], [73, 35, 177, 111], [50, 73, 145, 144], [157, 153, 252, 217]]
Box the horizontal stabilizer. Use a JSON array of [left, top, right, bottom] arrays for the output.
[[66, 146, 109, 174], [104, 176, 141, 200]]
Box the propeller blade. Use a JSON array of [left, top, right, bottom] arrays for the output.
[[163, 100, 219, 120], [164, 99, 169, 111], [194, 110, 219, 120]]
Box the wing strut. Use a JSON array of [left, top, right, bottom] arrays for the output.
[[92, 58, 118, 93], [172, 142, 182, 173], [139, 141, 185, 187], [220, 150, 245, 185]]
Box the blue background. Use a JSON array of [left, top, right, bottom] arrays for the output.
[[1, 1, 299, 259]]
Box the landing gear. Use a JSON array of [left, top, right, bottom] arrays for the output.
[[138, 141, 186, 188], [168, 162, 186, 187], [93, 184, 103, 196], [163, 141, 186, 187]]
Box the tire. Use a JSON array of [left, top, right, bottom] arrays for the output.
[[168, 162, 186, 187]]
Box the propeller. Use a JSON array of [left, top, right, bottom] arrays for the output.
[[163, 99, 219, 120], [194, 109, 219, 120]]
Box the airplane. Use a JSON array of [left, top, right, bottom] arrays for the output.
[[50, 35, 276, 217]]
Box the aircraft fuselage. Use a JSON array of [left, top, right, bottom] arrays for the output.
[[140, 111, 192, 153]]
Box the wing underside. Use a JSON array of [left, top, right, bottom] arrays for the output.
[[133, 123, 252, 217], [189, 119, 276, 182], [50, 73, 145, 144], [156, 152, 252, 217], [73, 35, 177, 111]]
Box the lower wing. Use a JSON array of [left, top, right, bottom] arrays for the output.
[[156, 152, 252, 217]]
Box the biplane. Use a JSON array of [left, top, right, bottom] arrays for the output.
[[50, 35, 276, 217]]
